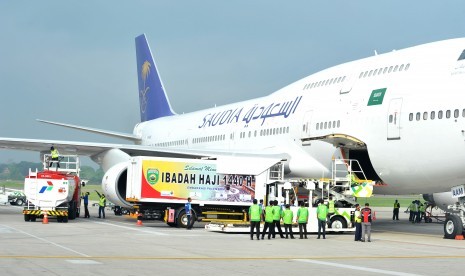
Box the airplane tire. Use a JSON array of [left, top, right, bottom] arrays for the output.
[[444, 214, 462, 239]]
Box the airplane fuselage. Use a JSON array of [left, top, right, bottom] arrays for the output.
[[134, 38, 465, 194]]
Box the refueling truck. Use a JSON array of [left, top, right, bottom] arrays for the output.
[[23, 155, 83, 223]]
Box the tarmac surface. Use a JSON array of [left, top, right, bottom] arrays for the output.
[[0, 204, 463, 276]]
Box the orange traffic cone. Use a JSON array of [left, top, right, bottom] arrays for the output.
[[455, 234, 464, 240], [42, 212, 49, 224], [136, 215, 143, 226]]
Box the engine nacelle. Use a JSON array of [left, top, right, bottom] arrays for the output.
[[101, 162, 132, 208], [423, 191, 458, 212]]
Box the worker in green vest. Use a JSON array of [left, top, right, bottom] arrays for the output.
[[296, 201, 308, 239], [282, 204, 295, 239], [406, 201, 415, 222], [354, 203, 362, 241], [95, 190, 106, 219], [411, 201, 418, 223], [49, 146, 60, 169], [316, 199, 328, 239], [393, 199, 400, 220], [249, 199, 262, 240], [419, 202, 426, 223], [261, 200, 275, 240], [272, 200, 284, 238]]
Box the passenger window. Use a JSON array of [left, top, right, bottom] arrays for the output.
[[423, 112, 428, 120], [328, 121, 331, 129], [337, 120, 340, 128], [363, 71, 368, 78], [438, 110, 443, 119], [393, 65, 399, 72], [409, 113, 413, 121], [368, 70, 373, 77], [316, 123, 319, 130], [430, 111, 435, 120], [388, 66, 393, 73], [389, 115, 393, 123], [378, 68, 383, 75], [462, 109, 465, 117], [446, 110, 451, 118], [359, 72, 364, 78], [333, 121, 336, 128], [383, 67, 388, 74], [416, 112, 420, 121], [373, 69, 378, 75], [405, 63, 410, 70], [399, 64, 404, 71], [324, 122, 327, 129], [454, 109, 459, 118]]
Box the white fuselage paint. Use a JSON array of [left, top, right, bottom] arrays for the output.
[[134, 38, 465, 195]]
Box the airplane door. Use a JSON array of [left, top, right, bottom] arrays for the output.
[[301, 110, 313, 138], [387, 98, 403, 140]]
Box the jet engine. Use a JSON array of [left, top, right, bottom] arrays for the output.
[[423, 191, 458, 212], [101, 162, 131, 208]]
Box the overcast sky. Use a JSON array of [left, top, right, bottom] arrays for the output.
[[0, 1, 464, 166]]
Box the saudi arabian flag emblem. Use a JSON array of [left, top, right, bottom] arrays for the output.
[[147, 169, 159, 185]]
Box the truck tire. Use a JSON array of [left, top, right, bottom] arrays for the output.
[[68, 202, 77, 220], [176, 208, 196, 228], [329, 216, 347, 230], [167, 222, 177, 227], [24, 214, 30, 222], [444, 214, 463, 239], [30, 216, 36, 222], [63, 216, 69, 223]]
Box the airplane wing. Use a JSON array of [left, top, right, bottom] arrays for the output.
[[0, 137, 288, 161]]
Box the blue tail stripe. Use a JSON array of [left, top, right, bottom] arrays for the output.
[[39, 186, 47, 193], [135, 34, 175, 122]]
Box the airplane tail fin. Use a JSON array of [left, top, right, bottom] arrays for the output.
[[135, 34, 175, 122]]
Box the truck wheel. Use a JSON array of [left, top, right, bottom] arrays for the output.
[[63, 216, 69, 223], [57, 216, 63, 223], [176, 209, 196, 228], [30, 216, 36, 222], [68, 202, 77, 220], [167, 222, 177, 227], [329, 216, 347, 230], [24, 214, 30, 222], [444, 215, 463, 239]]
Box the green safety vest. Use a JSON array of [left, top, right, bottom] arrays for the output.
[[297, 207, 308, 223], [420, 205, 426, 212], [394, 202, 400, 209], [354, 210, 362, 223], [249, 204, 261, 222], [99, 196, 106, 207], [272, 205, 282, 220], [328, 200, 335, 213], [317, 204, 328, 220], [411, 204, 418, 212], [283, 209, 293, 224], [51, 149, 59, 158], [264, 206, 274, 223]]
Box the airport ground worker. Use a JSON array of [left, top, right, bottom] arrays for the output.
[[361, 203, 373, 242], [282, 204, 295, 239], [354, 204, 362, 241], [81, 192, 90, 218], [249, 199, 262, 240], [49, 146, 60, 169], [406, 201, 415, 222], [261, 201, 275, 240], [316, 199, 328, 239], [272, 200, 284, 238], [419, 202, 426, 223], [185, 197, 193, 229], [393, 199, 400, 220], [95, 190, 106, 219], [296, 201, 308, 239]]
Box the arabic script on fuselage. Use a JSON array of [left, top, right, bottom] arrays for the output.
[[198, 96, 302, 129]]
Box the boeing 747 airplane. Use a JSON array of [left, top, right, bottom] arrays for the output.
[[2, 34, 465, 237]]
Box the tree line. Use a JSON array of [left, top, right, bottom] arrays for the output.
[[0, 161, 104, 184]]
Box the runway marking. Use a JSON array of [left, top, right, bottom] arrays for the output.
[[294, 259, 421, 276], [66, 260, 101, 265], [0, 225, 90, 257], [0, 255, 465, 260], [91, 220, 168, 235]]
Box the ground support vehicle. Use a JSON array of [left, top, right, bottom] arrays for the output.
[[105, 156, 285, 228], [23, 155, 83, 223], [205, 159, 374, 233]]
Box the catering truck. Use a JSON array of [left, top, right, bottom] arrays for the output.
[[102, 155, 285, 228], [23, 155, 83, 223]]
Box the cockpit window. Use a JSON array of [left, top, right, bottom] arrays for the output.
[[458, 50, 465, 61]]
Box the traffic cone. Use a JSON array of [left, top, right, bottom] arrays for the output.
[[136, 215, 143, 226], [42, 211, 49, 224], [455, 234, 464, 240]]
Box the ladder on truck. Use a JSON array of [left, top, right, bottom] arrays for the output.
[[318, 159, 373, 205]]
